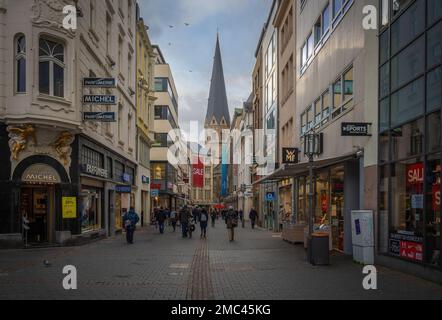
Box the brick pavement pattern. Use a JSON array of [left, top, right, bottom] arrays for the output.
[[0, 221, 441, 300]]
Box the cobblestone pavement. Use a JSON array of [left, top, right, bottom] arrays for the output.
[[0, 221, 441, 300]]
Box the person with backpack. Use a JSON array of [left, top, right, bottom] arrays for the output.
[[225, 206, 239, 242], [123, 207, 140, 244], [200, 208, 209, 239]]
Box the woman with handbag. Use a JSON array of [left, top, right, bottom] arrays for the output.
[[225, 206, 239, 242]]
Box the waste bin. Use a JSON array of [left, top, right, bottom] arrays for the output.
[[307, 232, 330, 265]]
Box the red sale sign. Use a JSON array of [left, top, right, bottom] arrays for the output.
[[406, 163, 424, 187], [433, 184, 441, 211], [400, 241, 423, 262], [192, 156, 204, 188]]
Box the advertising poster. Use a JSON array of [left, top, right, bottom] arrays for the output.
[[192, 156, 204, 188], [62, 197, 77, 219]]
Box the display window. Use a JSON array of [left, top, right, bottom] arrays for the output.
[[425, 154, 441, 266], [80, 188, 102, 233]]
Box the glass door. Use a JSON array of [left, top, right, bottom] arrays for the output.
[[331, 166, 345, 251]]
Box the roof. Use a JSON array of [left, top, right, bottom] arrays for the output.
[[205, 34, 231, 127]]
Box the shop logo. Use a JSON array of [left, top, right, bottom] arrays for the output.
[[84, 164, 108, 179], [362, 265, 377, 290], [62, 265, 77, 290]]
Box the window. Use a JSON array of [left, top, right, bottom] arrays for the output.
[[152, 163, 166, 180], [15, 35, 26, 93], [380, 31, 390, 65], [322, 4, 330, 35], [307, 106, 314, 130], [314, 17, 322, 46], [391, 77, 425, 128], [301, 43, 307, 68], [114, 161, 124, 181], [81, 146, 104, 168], [428, 0, 442, 25], [427, 22, 442, 69], [333, 0, 343, 19], [307, 33, 314, 59], [322, 90, 331, 120], [89, 0, 96, 30], [301, 113, 307, 135], [380, 63, 390, 98], [343, 67, 353, 100], [118, 36, 123, 75], [427, 67, 441, 113], [128, 52, 133, 87], [380, 98, 390, 133], [314, 99, 322, 124], [391, 118, 424, 160], [118, 104, 123, 140], [155, 77, 168, 92], [391, 0, 425, 55], [391, 36, 425, 91], [333, 79, 342, 109], [155, 106, 168, 119], [153, 133, 170, 148], [39, 38, 64, 97], [427, 112, 441, 153], [267, 111, 275, 130]]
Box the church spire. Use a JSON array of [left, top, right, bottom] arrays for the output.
[[205, 34, 231, 127]]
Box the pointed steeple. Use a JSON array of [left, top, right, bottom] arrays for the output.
[[205, 34, 231, 127]]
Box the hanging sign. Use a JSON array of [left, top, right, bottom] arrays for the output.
[[83, 78, 117, 88], [341, 123, 372, 136], [282, 148, 299, 164], [83, 95, 116, 105], [83, 112, 116, 122]]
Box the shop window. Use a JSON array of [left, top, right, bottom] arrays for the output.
[[297, 177, 306, 224], [81, 146, 104, 168], [322, 90, 331, 121], [427, 22, 441, 69], [315, 171, 330, 227], [331, 166, 345, 252], [391, 77, 425, 128], [39, 38, 65, 97], [333, 0, 343, 19], [391, 0, 425, 55], [391, 36, 425, 91], [80, 188, 102, 233], [15, 34, 26, 94], [425, 154, 441, 266], [152, 163, 166, 180], [427, 112, 441, 154], [428, 0, 442, 26], [115, 161, 124, 181], [427, 67, 441, 113], [391, 118, 424, 161], [379, 165, 390, 253], [389, 158, 425, 262]]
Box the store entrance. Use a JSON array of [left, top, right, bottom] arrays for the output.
[[20, 186, 53, 244]]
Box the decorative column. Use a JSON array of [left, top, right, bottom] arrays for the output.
[[0, 0, 6, 115]]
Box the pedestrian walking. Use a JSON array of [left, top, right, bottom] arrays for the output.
[[210, 208, 216, 228], [123, 207, 140, 244], [249, 208, 258, 230], [239, 209, 245, 228], [200, 208, 209, 239], [225, 206, 239, 242], [170, 210, 177, 232], [158, 207, 167, 234], [153, 207, 159, 229], [180, 206, 190, 238]]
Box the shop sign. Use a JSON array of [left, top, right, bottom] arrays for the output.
[[192, 156, 204, 188], [83, 164, 108, 179], [123, 173, 131, 183], [83, 95, 116, 105], [433, 184, 440, 211], [390, 232, 423, 243], [115, 185, 131, 193], [62, 197, 77, 219], [400, 241, 423, 262], [142, 175, 150, 184], [83, 78, 117, 88], [265, 192, 276, 202], [411, 194, 424, 209], [282, 148, 299, 164], [389, 239, 401, 256], [341, 123, 372, 136], [22, 164, 61, 184], [151, 189, 159, 197], [406, 163, 424, 187], [83, 112, 116, 122]]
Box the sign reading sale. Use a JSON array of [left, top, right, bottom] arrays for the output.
[[192, 157, 204, 188], [433, 184, 441, 211], [406, 163, 424, 187]]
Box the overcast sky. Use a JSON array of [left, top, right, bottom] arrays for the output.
[[139, 0, 272, 139]]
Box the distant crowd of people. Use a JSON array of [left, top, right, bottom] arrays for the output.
[[122, 205, 259, 244]]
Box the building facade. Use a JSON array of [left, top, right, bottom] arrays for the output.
[[376, 0, 441, 279], [151, 45, 180, 211], [0, 0, 138, 247], [136, 8, 156, 226]]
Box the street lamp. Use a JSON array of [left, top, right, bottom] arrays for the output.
[[304, 131, 323, 241]]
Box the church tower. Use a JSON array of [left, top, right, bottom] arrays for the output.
[[205, 34, 231, 204]]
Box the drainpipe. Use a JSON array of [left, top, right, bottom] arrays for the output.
[[0, 0, 6, 117]]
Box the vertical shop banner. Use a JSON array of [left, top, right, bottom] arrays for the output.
[[192, 156, 204, 188], [221, 144, 228, 197], [433, 184, 441, 211]]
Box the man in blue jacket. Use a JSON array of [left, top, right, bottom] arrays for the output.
[[123, 207, 140, 244]]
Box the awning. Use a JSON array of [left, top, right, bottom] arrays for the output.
[[253, 152, 357, 186]]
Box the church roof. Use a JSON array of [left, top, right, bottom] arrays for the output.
[[205, 35, 231, 127]]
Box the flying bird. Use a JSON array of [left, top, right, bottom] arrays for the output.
[[169, 25, 174, 28], [184, 23, 190, 26]]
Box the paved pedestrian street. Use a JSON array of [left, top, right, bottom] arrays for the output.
[[0, 222, 441, 300]]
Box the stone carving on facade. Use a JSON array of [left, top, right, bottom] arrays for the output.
[[51, 131, 74, 166], [7, 125, 37, 161], [31, 0, 76, 38]]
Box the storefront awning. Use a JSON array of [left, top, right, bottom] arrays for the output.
[[253, 152, 357, 186]]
